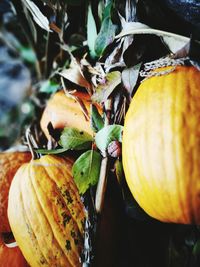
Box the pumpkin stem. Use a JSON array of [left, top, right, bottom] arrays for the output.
[[25, 126, 40, 160]]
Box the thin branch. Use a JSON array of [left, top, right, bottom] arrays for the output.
[[95, 98, 112, 213]]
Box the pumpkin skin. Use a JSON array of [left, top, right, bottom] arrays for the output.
[[0, 151, 31, 233], [0, 233, 28, 267], [8, 155, 86, 267], [40, 91, 96, 139], [122, 66, 200, 224]]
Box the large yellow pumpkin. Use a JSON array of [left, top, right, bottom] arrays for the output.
[[122, 66, 200, 224], [8, 155, 86, 267], [0, 151, 31, 233], [40, 91, 97, 139]]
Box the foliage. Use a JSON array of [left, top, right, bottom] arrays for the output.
[[1, 0, 200, 266]]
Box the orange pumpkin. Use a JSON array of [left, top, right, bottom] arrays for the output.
[[122, 66, 200, 224], [40, 90, 100, 139], [0, 151, 31, 233], [8, 155, 86, 267], [0, 233, 28, 267]]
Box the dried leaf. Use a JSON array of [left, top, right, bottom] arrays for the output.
[[116, 22, 189, 54], [122, 63, 141, 99], [59, 59, 92, 94], [92, 71, 121, 103], [49, 22, 62, 34], [22, 4, 38, 43], [23, 0, 52, 32]]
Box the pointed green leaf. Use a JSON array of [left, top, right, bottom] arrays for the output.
[[193, 239, 200, 256], [95, 125, 123, 152], [72, 150, 101, 194], [59, 127, 93, 150], [91, 104, 104, 132], [95, 16, 117, 57], [87, 4, 98, 58]]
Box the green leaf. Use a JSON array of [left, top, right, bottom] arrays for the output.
[[36, 148, 68, 155], [115, 159, 124, 185], [193, 239, 200, 256], [90, 104, 104, 132], [39, 80, 60, 93], [91, 71, 121, 103], [59, 127, 93, 150], [19, 46, 37, 64], [94, 16, 117, 57], [95, 125, 123, 152], [72, 150, 101, 194], [87, 4, 98, 58]]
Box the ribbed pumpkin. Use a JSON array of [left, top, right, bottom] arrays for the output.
[[0, 233, 28, 267], [8, 155, 86, 267], [0, 151, 31, 233], [122, 66, 200, 224], [40, 91, 96, 139]]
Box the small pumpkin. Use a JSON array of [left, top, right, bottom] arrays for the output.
[[8, 155, 86, 267], [0, 151, 31, 233], [40, 90, 98, 139], [0, 233, 28, 267], [122, 66, 200, 224]]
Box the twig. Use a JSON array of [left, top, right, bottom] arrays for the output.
[[95, 98, 112, 213]]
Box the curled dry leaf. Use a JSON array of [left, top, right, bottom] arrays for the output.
[[121, 63, 142, 100], [59, 58, 93, 95], [116, 21, 189, 54], [23, 0, 52, 32], [92, 71, 121, 103]]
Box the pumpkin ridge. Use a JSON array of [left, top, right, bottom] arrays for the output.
[[171, 69, 189, 223], [11, 165, 48, 267], [24, 164, 72, 267], [182, 72, 193, 223], [141, 82, 159, 217], [187, 68, 199, 223], [30, 161, 82, 267], [0, 152, 31, 232], [162, 74, 177, 222], [148, 78, 166, 219], [40, 156, 85, 235], [20, 165, 54, 267], [172, 74, 183, 222]]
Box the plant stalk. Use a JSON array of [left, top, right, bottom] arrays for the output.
[[95, 98, 112, 213]]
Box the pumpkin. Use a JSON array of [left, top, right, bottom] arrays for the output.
[[8, 155, 86, 267], [0, 233, 28, 267], [40, 90, 98, 139], [0, 151, 31, 233], [122, 66, 200, 224]]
